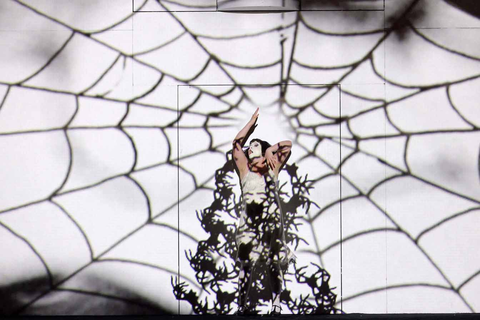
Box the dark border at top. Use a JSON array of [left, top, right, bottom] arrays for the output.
[[132, 0, 385, 13]]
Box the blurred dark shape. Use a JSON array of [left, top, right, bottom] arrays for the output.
[[300, 0, 430, 41], [444, 0, 480, 19], [173, 160, 341, 314], [301, 0, 381, 10], [301, 0, 375, 21], [1, 275, 171, 315], [0, 276, 50, 315], [386, 0, 426, 41]]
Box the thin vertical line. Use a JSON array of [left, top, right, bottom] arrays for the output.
[[383, 4, 388, 313], [177, 85, 181, 315], [131, 14, 134, 71], [338, 84, 343, 311]]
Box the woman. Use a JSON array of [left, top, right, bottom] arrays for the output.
[[232, 108, 294, 315]]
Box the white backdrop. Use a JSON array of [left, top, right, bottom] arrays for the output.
[[0, 0, 479, 315]]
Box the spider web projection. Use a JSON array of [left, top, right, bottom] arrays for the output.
[[0, 0, 479, 315]]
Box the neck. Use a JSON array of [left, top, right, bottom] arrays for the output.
[[249, 158, 268, 175]]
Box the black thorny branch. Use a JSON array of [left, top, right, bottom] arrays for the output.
[[172, 159, 341, 314]]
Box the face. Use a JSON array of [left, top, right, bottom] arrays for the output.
[[248, 141, 262, 160]]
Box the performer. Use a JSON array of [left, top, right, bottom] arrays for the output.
[[232, 108, 294, 315]]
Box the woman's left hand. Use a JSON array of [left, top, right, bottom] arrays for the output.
[[265, 150, 277, 170]]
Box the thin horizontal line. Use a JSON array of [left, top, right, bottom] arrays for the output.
[[413, 27, 480, 30], [180, 83, 339, 87], [132, 9, 385, 13]]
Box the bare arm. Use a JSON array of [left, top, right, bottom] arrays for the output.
[[232, 108, 259, 179], [265, 140, 292, 175]]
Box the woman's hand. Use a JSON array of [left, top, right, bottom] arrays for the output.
[[250, 108, 259, 126], [265, 149, 277, 170]]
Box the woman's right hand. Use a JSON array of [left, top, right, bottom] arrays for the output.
[[250, 108, 259, 124], [265, 149, 277, 170]]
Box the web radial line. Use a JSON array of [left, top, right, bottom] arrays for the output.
[[80, 53, 124, 95], [0, 199, 48, 216], [49, 199, 94, 261], [55, 288, 164, 311], [0, 221, 54, 287], [0, 85, 11, 113], [457, 269, 480, 292], [14, 31, 75, 85], [415, 207, 480, 242], [283, 14, 303, 93], [409, 24, 480, 62], [341, 283, 453, 303]]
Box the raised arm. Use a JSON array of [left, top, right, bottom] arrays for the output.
[[232, 108, 259, 179], [265, 140, 292, 176]]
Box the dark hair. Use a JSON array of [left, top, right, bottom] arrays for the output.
[[244, 138, 271, 158]]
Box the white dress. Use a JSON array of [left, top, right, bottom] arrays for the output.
[[235, 170, 294, 266]]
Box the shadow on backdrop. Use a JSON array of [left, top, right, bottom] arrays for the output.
[[173, 159, 341, 315]]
